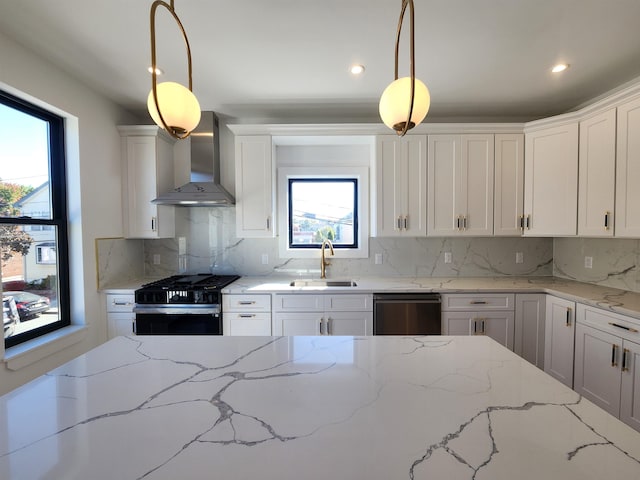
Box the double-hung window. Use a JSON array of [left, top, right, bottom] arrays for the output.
[[1, 90, 70, 348]]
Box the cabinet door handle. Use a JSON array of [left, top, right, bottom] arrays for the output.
[[622, 348, 630, 372], [604, 211, 610, 230], [481, 319, 485, 334], [239, 314, 256, 318], [151, 216, 157, 232], [403, 216, 408, 230], [326, 317, 332, 335], [397, 216, 402, 231], [519, 215, 525, 231], [565, 307, 572, 327], [473, 320, 477, 334], [608, 322, 639, 333], [463, 216, 467, 230], [238, 301, 256, 305], [319, 318, 324, 335], [456, 216, 461, 230], [266, 216, 271, 230], [611, 344, 619, 367], [525, 215, 531, 230]]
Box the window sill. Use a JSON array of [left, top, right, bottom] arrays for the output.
[[4, 325, 88, 371]]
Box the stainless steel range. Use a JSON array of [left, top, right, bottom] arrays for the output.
[[133, 274, 240, 335]]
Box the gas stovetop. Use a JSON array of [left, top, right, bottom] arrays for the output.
[[135, 274, 240, 305]]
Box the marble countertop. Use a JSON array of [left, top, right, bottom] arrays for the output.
[[224, 275, 640, 321], [1, 335, 639, 479]]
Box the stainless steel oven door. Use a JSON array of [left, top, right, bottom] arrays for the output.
[[133, 305, 222, 335]]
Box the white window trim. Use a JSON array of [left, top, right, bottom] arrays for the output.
[[277, 166, 369, 259]]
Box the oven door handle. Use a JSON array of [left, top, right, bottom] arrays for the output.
[[134, 306, 221, 315]]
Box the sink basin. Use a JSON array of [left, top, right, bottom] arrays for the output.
[[289, 279, 358, 287]]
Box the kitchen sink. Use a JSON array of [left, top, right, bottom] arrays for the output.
[[289, 279, 358, 287]]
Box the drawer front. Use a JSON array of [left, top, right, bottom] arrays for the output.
[[274, 294, 324, 312], [324, 294, 372, 312], [223, 294, 271, 312], [107, 312, 135, 338], [106, 294, 135, 312], [576, 303, 640, 343], [226, 312, 272, 336], [441, 293, 514, 311]]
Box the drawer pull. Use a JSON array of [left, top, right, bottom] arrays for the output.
[[113, 301, 132, 306], [239, 314, 255, 318], [611, 344, 619, 367], [608, 322, 639, 333], [238, 301, 256, 305], [470, 301, 488, 305]]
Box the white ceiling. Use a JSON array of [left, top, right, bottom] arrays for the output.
[[2, 0, 640, 123]]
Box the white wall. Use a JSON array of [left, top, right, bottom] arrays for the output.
[[0, 30, 138, 394]]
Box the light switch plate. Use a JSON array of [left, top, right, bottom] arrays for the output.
[[261, 254, 269, 265], [515, 252, 524, 264], [444, 252, 452, 264], [375, 253, 383, 265], [584, 256, 593, 269]]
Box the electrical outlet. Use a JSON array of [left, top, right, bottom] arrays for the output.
[[153, 254, 161, 265], [515, 252, 524, 264], [444, 252, 452, 264], [584, 256, 593, 269], [375, 253, 383, 265], [261, 253, 269, 265]]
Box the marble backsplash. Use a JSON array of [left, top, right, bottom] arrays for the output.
[[144, 208, 552, 278], [96, 208, 554, 287], [553, 237, 640, 293]]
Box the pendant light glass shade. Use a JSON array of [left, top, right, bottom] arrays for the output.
[[147, 81, 201, 135], [379, 76, 430, 132]]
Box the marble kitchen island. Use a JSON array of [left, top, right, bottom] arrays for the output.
[[1, 335, 639, 479]]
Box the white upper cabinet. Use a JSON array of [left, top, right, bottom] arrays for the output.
[[615, 96, 640, 237], [118, 125, 175, 239], [235, 135, 275, 238], [428, 134, 494, 236], [375, 135, 427, 237], [494, 134, 524, 236], [523, 122, 578, 236], [578, 108, 616, 237]]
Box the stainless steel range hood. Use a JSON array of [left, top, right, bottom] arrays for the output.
[[152, 111, 235, 206]]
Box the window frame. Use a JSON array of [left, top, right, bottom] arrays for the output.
[[287, 177, 359, 250], [277, 166, 369, 260], [1, 89, 71, 348]]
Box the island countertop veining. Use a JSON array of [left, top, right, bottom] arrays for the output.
[[1, 335, 640, 479]]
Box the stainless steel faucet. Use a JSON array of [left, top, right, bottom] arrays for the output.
[[320, 239, 334, 279]]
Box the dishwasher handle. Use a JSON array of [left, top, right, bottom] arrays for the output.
[[373, 294, 441, 303]]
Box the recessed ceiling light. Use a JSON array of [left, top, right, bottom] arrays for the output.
[[551, 63, 569, 73], [148, 66, 164, 75], [350, 64, 365, 75]]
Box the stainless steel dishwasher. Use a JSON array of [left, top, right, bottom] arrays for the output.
[[373, 293, 442, 335]]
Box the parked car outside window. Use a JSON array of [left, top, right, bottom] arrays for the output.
[[3, 291, 50, 321]]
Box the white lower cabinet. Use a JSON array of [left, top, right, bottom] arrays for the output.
[[223, 294, 272, 335], [105, 293, 135, 339], [544, 296, 576, 388], [574, 304, 640, 432], [514, 294, 546, 369], [273, 294, 373, 336], [441, 294, 515, 350]]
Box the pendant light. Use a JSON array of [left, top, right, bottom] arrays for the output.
[[148, 0, 201, 140], [379, 0, 430, 136]]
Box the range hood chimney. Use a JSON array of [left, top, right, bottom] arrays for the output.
[[152, 111, 235, 206]]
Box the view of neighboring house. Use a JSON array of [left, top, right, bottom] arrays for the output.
[[12, 182, 56, 283]]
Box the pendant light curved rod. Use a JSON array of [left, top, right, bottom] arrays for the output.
[[393, 0, 415, 137], [150, 0, 196, 140]]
